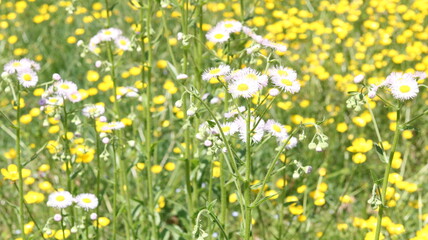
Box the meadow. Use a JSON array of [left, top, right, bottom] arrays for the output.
[[0, 0, 427, 239]]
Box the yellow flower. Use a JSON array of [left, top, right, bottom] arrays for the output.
[[164, 162, 175, 171], [151, 165, 162, 174], [24, 191, 45, 204], [347, 138, 373, 153], [93, 217, 110, 228], [352, 153, 367, 164], [1, 164, 31, 181], [54, 229, 70, 239]]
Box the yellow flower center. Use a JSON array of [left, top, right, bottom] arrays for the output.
[[237, 83, 249, 91], [56, 195, 65, 202], [224, 23, 233, 28], [105, 30, 111, 35], [222, 126, 231, 132], [281, 79, 293, 86], [60, 84, 70, 90], [23, 74, 32, 81], [214, 33, 224, 39], [246, 73, 257, 80], [273, 124, 282, 133], [209, 68, 221, 74], [13, 62, 22, 67], [119, 40, 127, 45], [277, 70, 288, 76], [399, 85, 410, 93], [82, 198, 92, 203]]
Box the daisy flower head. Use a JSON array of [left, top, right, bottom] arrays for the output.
[[115, 36, 131, 51], [47, 191, 74, 209], [202, 64, 231, 81], [215, 122, 239, 136], [17, 70, 38, 88], [268, 66, 297, 81], [46, 96, 64, 106], [88, 36, 101, 53], [68, 91, 82, 103], [98, 28, 122, 41], [4, 58, 39, 74], [265, 120, 288, 139], [117, 86, 139, 99], [413, 71, 427, 81], [218, 20, 242, 33], [279, 136, 298, 149], [390, 78, 419, 101], [54, 80, 78, 97], [228, 78, 260, 99], [101, 121, 125, 131], [206, 27, 230, 43], [74, 193, 98, 211], [230, 68, 268, 87], [82, 105, 105, 118], [271, 75, 300, 94]]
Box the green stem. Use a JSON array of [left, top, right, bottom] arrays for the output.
[[374, 108, 401, 240], [142, 1, 158, 239], [15, 86, 26, 240], [244, 101, 252, 240], [93, 120, 101, 240], [112, 138, 118, 240]]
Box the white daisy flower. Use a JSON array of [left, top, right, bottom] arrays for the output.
[[82, 105, 105, 118], [47, 191, 74, 209], [46, 96, 64, 106], [229, 68, 268, 87], [20, 58, 41, 72], [218, 20, 242, 33], [268, 88, 280, 96], [271, 76, 300, 94], [17, 71, 38, 88], [68, 91, 82, 103], [4, 58, 39, 74], [216, 122, 239, 136], [74, 193, 98, 211], [202, 64, 231, 81], [117, 86, 139, 99], [88, 36, 101, 53], [265, 120, 288, 139], [54, 80, 78, 97], [268, 66, 297, 81], [390, 78, 419, 101], [115, 36, 131, 51], [278, 136, 298, 149], [228, 79, 260, 98], [101, 121, 125, 131], [413, 71, 427, 80], [98, 28, 122, 41], [235, 116, 265, 143], [206, 27, 230, 43]]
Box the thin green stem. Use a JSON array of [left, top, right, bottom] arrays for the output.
[[374, 108, 401, 240], [15, 86, 26, 240], [142, 1, 158, 239], [244, 101, 252, 240], [93, 119, 101, 240]]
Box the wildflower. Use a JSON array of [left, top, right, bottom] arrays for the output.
[[1, 164, 31, 181], [115, 36, 131, 51], [82, 105, 105, 118], [265, 120, 288, 139], [53, 80, 78, 97], [24, 191, 45, 204], [354, 74, 364, 83], [4, 58, 39, 74], [271, 75, 300, 94], [229, 68, 268, 87], [47, 191, 74, 209], [268, 66, 297, 80], [206, 27, 230, 43], [268, 88, 280, 96], [98, 28, 122, 41], [53, 214, 62, 222], [74, 193, 98, 210], [176, 73, 188, 80], [101, 121, 125, 131], [17, 70, 38, 88], [390, 78, 419, 101], [228, 79, 260, 98], [218, 20, 242, 33], [202, 64, 231, 81], [68, 91, 82, 103]]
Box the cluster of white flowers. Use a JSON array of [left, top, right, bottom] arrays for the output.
[[205, 19, 287, 53], [3, 58, 41, 88], [202, 64, 300, 99], [197, 106, 298, 149], [47, 191, 98, 211], [88, 27, 132, 53], [368, 72, 425, 101], [40, 74, 82, 105]]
